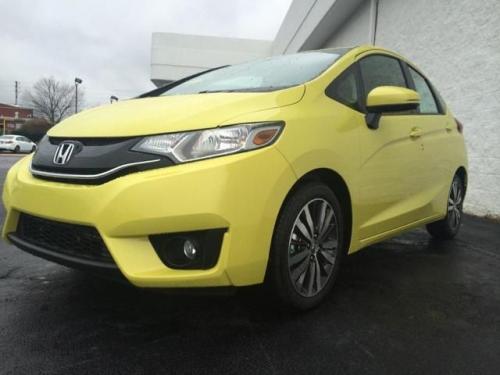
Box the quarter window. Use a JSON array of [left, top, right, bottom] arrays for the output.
[[359, 55, 407, 103], [326, 67, 360, 111], [408, 67, 439, 114]]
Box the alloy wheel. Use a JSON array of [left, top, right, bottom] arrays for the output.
[[287, 198, 339, 297], [448, 179, 463, 229]]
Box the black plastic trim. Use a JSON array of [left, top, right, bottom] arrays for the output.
[[7, 233, 124, 278]]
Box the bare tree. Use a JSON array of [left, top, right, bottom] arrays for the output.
[[24, 77, 84, 124]]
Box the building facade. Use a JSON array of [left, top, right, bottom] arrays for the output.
[[151, 33, 272, 87], [0, 103, 33, 134], [150, 0, 500, 217]]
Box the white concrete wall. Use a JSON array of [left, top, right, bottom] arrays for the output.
[[272, 0, 364, 55], [323, 0, 372, 47], [373, 0, 500, 217], [272, 0, 319, 54]]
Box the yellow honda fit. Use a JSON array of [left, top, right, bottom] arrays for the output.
[[2, 45, 467, 309]]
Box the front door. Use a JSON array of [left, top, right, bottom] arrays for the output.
[[355, 54, 427, 241]]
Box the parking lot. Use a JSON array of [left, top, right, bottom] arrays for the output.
[[0, 155, 499, 375]]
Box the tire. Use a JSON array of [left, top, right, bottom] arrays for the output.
[[14, 146, 20, 154], [267, 182, 346, 310], [31, 146, 36, 153], [426, 175, 464, 240]]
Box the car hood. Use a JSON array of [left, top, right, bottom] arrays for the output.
[[48, 85, 305, 138]]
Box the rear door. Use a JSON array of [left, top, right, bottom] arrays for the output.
[[355, 54, 427, 241], [403, 64, 451, 217]]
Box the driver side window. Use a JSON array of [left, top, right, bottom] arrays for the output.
[[359, 55, 407, 105]]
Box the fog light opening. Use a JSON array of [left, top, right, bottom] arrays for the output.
[[149, 228, 226, 270]]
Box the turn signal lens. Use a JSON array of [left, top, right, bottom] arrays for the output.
[[252, 128, 279, 146]]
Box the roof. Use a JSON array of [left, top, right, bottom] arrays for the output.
[[0, 103, 33, 111]]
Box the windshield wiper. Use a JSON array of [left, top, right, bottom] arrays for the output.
[[198, 86, 293, 94], [198, 89, 239, 94]]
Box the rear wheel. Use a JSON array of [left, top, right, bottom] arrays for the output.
[[426, 175, 464, 240], [267, 182, 345, 310], [31, 145, 36, 153], [14, 146, 20, 154]]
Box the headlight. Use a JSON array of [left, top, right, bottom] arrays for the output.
[[132, 122, 284, 163]]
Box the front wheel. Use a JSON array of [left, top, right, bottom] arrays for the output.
[[426, 175, 464, 240], [14, 146, 20, 154], [31, 146, 36, 153], [267, 182, 345, 310]]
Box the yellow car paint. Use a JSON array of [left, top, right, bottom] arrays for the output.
[[366, 86, 420, 108], [2, 45, 468, 287], [48, 85, 306, 138]]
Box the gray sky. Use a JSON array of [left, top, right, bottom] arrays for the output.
[[0, 0, 292, 108]]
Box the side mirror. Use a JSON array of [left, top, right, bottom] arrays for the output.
[[365, 86, 420, 129]]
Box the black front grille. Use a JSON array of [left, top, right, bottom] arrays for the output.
[[16, 213, 113, 263], [31, 135, 174, 185]]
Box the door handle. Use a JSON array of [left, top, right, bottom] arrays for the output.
[[409, 127, 423, 139], [445, 124, 454, 132]]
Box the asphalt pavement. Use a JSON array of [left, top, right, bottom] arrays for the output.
[[1, 155, 499, 375]]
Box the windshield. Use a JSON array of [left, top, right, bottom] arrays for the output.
[[162, 48, 349, 96]]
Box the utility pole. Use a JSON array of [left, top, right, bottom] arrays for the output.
[[15, 81, 19, 105]]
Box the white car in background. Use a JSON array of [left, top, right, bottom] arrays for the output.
[[0, 135, 37, 153]]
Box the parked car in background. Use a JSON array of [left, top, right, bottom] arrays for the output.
[[2, 45, 467, 309], [0, 135, 36, 153]]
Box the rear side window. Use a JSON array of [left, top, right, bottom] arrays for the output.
[[326, 67, 360, 111], [408, 67, 439, 114], [359, 55, 407, 101]]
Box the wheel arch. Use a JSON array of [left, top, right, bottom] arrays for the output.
[[276, 168, 353, 255]]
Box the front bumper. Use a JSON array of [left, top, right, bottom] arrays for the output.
[[7, 233, 123, 278], [2, 149, 296, 287]]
